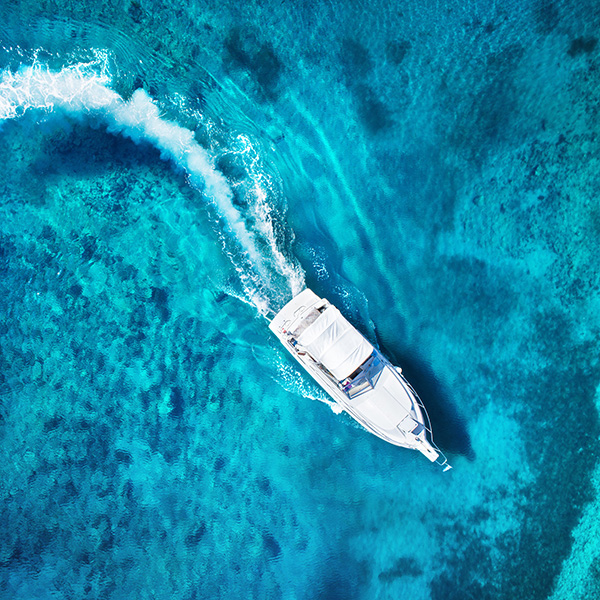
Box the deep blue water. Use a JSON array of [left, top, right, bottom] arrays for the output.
[[1, 1, 600, 599]]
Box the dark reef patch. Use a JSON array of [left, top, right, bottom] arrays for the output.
[[184, 523, 207, 547], [353, 84, 393, 134], [224, 28, 283, 99], [43, 415, 64, 433], [567, 36, 598, 57], [81, 235, 99, 262], [386, 40, 411, 65], [150, 286, 171, 322], [311, 555, 366, 600], [533, 0, 560, 34], [169, 386, 185, 418], [67, 283, 83, 298], [262, 532, 281, 559], [340, 38, 373, 77], [128, 1, 144, 24], [339, 38, 393, 135], [257, 476, 272, 496], [151, 286, 169, 307], [337, 37, 393, 134], [115, 449, 133, 465], [378, 556, 423, 581]]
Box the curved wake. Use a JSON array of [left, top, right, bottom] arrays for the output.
[[0, 58, 305, 314]]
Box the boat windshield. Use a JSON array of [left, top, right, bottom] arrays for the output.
[[342, 354, 383, 399]]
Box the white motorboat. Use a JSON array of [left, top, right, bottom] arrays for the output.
[[269, 288, 451, 470]]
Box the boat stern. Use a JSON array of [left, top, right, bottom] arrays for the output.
[[269, 288, 321, 336]]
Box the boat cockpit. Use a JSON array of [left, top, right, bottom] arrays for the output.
[[339, 352, 384, 398]]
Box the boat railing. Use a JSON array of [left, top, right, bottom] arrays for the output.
[[397, 370, 452, 471], [398, 373, 433, 435]]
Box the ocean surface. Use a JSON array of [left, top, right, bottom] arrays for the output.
[[0, 1, 599, 599]]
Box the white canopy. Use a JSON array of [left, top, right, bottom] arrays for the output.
[[297, 306, 373, 381]]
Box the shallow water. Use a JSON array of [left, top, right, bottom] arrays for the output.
[[1, 1, 600, 599]]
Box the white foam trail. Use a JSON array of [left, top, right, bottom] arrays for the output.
[[106, 91, 268, 275], [228, 133, 305, 297], [0, 61, 304, 313]]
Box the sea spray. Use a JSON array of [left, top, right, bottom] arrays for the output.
[[0, 61, 305, 313]]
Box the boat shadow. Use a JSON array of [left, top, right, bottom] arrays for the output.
[[374, 331, 475, 461]]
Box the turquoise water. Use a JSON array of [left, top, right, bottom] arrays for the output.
[[1, 1, 600, 598]]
